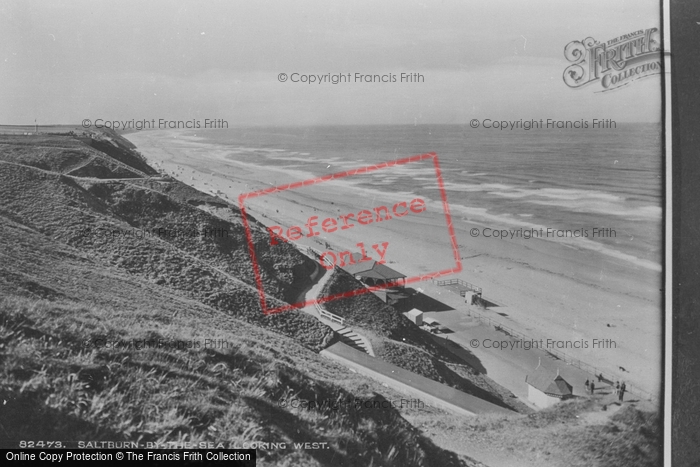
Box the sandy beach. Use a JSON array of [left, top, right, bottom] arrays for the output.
[[125, 129, 662, 402]]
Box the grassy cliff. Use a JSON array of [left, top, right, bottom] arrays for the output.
[[0, 135, 329, 350], [0, 132, 492, 466]]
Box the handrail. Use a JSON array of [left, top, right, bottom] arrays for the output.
[[317, 306, 345, 325], [297, 244, 335, 268], [433, 278, 482, 294]]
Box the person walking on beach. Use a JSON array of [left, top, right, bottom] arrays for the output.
[[619, 382, 626, 402], [590, 381, 595, 394], [585, 379, 590, 394]]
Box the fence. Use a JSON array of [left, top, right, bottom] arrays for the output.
[[298, 244, 335, 269], [466, 307, 659, 404], [317, 305, 345, 325], [432, 278, 482, 295]]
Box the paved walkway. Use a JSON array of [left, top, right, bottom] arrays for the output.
[[298, 262, 333, 319], [416, 282, 620, 405], [322, 342, 514, 416]]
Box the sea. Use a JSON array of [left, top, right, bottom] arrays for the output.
[[177, 124, 663, 272]]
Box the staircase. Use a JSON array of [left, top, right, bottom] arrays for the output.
[[335, 327, 373, 356], [295, 246, 374, 357]]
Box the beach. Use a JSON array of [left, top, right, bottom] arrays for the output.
[[125, 128, 663, 401]]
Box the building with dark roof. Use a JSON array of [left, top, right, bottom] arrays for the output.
[[341, 253, 409, 305], [525, 366, 573, 408]]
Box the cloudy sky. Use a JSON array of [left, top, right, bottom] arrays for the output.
[[1, 0, 662, 126]]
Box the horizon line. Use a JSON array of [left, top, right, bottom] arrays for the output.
[[0, 121, 663, 128]]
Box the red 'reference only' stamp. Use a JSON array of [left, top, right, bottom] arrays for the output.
[[238, 152, 461, 315]]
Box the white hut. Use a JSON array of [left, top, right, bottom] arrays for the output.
[[525, 367, 573, 408], [405, 309, 423, 326], [464, 291, 479, 305]]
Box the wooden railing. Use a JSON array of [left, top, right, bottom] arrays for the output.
[[317, 305, 345, 325], [433, 278, 482, 295], [298, 245, 335, 269]]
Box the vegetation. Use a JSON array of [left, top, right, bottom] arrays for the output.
[[0, 295, 479, 466], [410, 396, 661, 467], [0, 136, 328, 351], [378, 341, 525, 411]]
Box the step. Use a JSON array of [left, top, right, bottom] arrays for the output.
[[340, 340, 365, 351], [338, 335, 368, 354], [340, 334, 363, 344], [332, 327, 373, 356]]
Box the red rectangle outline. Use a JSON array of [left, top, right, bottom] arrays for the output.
[[238, 152, 462, 315]]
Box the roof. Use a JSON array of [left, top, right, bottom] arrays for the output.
[[526, 367, 572, 397], [423, 317, 439, 325], [407, 309, 423, 317], [342, 253, 406, 280]]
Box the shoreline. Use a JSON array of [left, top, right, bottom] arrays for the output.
[[125, 129, 662, 401]]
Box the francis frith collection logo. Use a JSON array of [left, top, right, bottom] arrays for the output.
[[563, 27, 661, 92]]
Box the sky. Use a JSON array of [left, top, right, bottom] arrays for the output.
[[0, 0, 663, 126]]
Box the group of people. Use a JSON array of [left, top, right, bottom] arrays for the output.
[[584, 376, 626, 401], [584, 378, 596, 394]]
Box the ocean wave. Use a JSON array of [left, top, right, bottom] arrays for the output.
[[493, 187, 622, 202], [425, 182, 661, 220], [529, 199, 661, 220], [442, 202, 661, 272]]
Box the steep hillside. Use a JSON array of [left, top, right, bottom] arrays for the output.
[[0, 268, 474, 466], [0, 135, 147, 178], [0, 136, 329, 350], [0, 133, 487, 466]]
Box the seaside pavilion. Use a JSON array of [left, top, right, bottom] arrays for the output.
[[341, 253, 409, 305]]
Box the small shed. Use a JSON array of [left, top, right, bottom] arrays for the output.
[[525, 367, 573, 408], [405, 309, 423, 326], [464, 291, 478, 305]]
